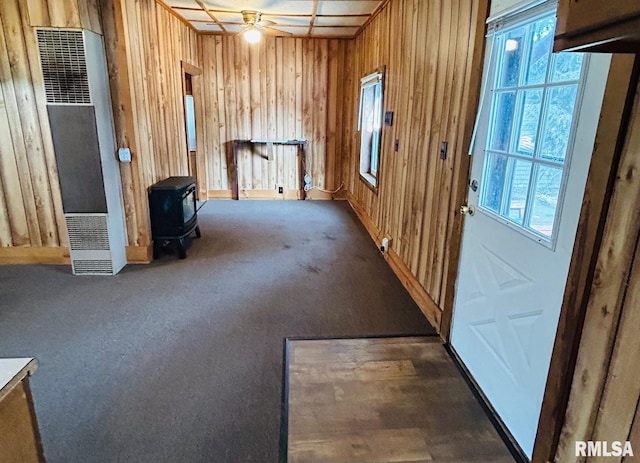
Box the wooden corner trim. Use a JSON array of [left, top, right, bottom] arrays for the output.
[[155, 0, 197, 32], [126, 245, 152, 264], [355, 0, 392, 39]]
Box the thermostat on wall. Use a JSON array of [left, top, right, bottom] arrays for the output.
[[118, 147, 131, 162]]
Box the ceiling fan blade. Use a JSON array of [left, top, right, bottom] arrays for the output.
[[261, 26, 293, 36], [234, 25, 250, 36], [257, 19, 277, 26]]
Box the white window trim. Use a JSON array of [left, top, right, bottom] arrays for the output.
[[357, 69, 384, 189], [474, 7, 590, 249]]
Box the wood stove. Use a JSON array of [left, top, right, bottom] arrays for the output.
[[149, 176, 201, 259]]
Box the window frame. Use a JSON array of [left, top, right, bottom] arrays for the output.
[[357, 67, 385, 190], [476, 11, 590, 249]]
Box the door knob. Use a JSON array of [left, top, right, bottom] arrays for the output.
[[460, 205, 475, 216]]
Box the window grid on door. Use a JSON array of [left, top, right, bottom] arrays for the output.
[[479, 13, 586, 243]]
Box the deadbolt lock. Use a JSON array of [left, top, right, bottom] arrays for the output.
[[460, 205, 475, 216]]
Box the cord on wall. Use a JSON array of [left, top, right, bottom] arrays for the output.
[[303, 182, 345, 194]]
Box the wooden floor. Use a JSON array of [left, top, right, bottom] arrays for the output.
[[285, 337, 515, 463]]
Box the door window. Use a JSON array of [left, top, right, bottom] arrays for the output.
[[479, 14, 585, 243]]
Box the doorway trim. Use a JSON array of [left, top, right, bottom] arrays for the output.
[[181, 60, 207, 200]]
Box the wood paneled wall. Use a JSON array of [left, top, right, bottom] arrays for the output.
[[102, 0, 199, 254], [0, 0, 103, 262], [551, 66, 640, 463], [199, 35, 348, 199], [341, 0, 488, 329], [0, 0, 198, 263]]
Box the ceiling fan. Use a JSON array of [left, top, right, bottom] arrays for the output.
[[236, 10, 292, 43]]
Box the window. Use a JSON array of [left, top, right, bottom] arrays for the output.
[[479, 13, 585, 243], [358, 69, 384, 188]]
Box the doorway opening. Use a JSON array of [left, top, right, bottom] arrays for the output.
[[181, 61, 206, 204]]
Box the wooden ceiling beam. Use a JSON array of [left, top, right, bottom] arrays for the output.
[[196, 31, 354, 39], [194, 0, 226, 32], [190, 19, 360, 29], [307, 0, 319, 36]]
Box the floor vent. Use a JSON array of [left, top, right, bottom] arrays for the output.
[[65, 214, 116, 275]]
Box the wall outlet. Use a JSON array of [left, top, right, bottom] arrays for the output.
[[381, 237, 392, 252], [278, 186, 284, 194]]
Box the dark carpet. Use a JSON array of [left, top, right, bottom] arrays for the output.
[[0, 200, 434, 463]]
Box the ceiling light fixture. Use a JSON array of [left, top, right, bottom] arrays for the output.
[[244, 27, 261, 44]]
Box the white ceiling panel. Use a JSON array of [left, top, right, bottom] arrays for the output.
[[209, 11, 245, 24], [268, 26, 309, 35], [165, 0, 200, 8], [160, 0, 384, 37], [222, 24, 248, 33], [192, 23, 223, 31], [316, 1, 381, 16], [176, 9, 212, 21], [204, 1, 316, 15], [314, 15, 367, 27], [262, 15, 312, 27], [311, 26, 360, 37]]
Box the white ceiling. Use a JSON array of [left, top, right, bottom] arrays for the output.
[[159, 0, 385, 37]]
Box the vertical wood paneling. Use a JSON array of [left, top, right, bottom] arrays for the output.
[[341, 0, 487, 328], [200, 35, 347, 198], [554, 73, 640, 463], [103, 0, 199, 248], [0, 0, 104, 254], [0, 0, 106, 259]]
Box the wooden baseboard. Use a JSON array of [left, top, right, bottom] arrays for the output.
[[347, 193, 383, 243], [346, 194, 443, 332], [126, 245, 152, 264], [0, 246, 70, 265], [208, 189, 334, 200], [0, 245, 152, 265], [207, 190, 234, 199], [386, 247, 442, 330], [239, 189, 303, 200], [305, 189, 333, 200]]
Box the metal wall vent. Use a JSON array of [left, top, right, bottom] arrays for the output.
[[66, 215, 110, 251], [36, 29, 90, 104], [72, 260, 113, 275]]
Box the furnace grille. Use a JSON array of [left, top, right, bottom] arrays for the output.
[[66, 215, 110, 251], [36, 29, 90, 104], [72, 260, 114, 275]]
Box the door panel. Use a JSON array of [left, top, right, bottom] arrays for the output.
[[450, 9, 611, 457]]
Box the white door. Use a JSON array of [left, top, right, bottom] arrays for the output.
[[450, 8, 611, 458]]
